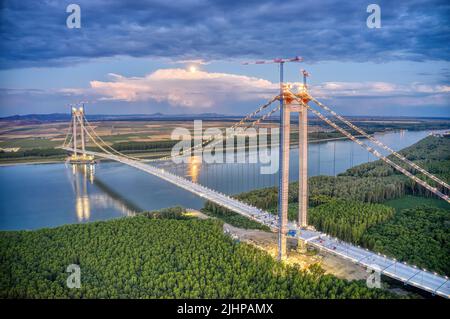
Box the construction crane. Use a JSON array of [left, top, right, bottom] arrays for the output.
[[301, 69, 310, 89], [242, 56, 303, 65], [243, 56, 304, 260]]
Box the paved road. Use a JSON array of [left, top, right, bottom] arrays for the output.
[[293, 228, 449, 298]]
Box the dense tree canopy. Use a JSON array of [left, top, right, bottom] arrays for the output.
[[202, 136, 450, 276], [0, 148, 66, 159], [1, 135, 447, 299], [202, 202, 270, 231], [342, 136, 450, 196], [308, 199, 394, 243], [111, 140, 179, 153], [362, 207, 450, 275], [0, 208, 395, 299]]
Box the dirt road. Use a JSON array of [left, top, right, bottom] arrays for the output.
[[187, 209, 368, 281]]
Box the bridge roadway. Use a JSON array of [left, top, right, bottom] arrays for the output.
[[64, 148, 450, 298]]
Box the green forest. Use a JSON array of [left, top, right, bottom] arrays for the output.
[[308, 199, 395, 243], [202, 201, 270, 231], [203, 136, 450, 275], [0, 207, 396, 299], [111, 140, 179, 153], [0, 147, 66, 159], [362, 207, 449, 275], [1, 136, 448, 298]]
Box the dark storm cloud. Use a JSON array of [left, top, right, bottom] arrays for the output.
[[0, 0, 449, 69]]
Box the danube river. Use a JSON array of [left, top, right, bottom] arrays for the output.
[[0, 130, 434, 230]]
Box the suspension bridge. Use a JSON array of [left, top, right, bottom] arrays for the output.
[[61, 59, 449, 298]]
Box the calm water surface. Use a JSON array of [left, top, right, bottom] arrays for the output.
[[0, 130, 434, 230]]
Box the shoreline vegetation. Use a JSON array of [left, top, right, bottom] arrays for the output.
[[202, 135, 450, 276], [0, 207, 399, 299], [0, 131, 373, 166], [1, 123, 447, 166], [0, 135, 448, 298]]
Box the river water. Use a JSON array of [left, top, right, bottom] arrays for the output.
[[0, 130, 433, 230]]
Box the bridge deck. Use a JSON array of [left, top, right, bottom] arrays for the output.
[[63, 148, 450, 299]]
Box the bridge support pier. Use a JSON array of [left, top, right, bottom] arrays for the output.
[[277, 100, 290, 260], [278, 69, 310, 260], [298, 108, 308, 228], [72, 108, 78, 157], [296, 107, 308, 252], [68, 105, 95, 165]]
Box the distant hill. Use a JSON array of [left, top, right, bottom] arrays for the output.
[[0, 112, 243, 122], [1, 113, 449, 124]]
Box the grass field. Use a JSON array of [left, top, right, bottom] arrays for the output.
[[384, 195, 450, 211], [0, 120, 280, 150], [0, 138, 61, 149]]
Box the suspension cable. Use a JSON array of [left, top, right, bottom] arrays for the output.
[[80, 114, 144, 161], [155, 96, 280, 162], [80, 124, 119, 158], [65, 134, 73, 150], [291, 95, 449, 203], [76, 96, 279, 164], [248, 104, 280, 127], [307, 94, 450, 191], [232, 95, 279, 128], [62, 118, 74, 148], [191, 103, 282, 155]]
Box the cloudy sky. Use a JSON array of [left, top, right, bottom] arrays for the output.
[[0, 0, 449, 117]]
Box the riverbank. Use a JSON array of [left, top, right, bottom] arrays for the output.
[[0, 132, 377, 167], [203, 135, 450, 277], [0, 129, 438, 231]]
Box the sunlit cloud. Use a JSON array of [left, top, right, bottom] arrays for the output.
[[71, 69, 450, 109], [86, 68, 282, 108], [2, 69, 448, 116], [310, 82, 450, 98], [174, 59, 210, 65]]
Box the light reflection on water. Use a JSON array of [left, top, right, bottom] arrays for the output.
[[67, 164, 136, 222], [0, 129, 438, 230], [187, 156, 202, 183], [0, 161, 139, 230], [155, 129, 436, 195]]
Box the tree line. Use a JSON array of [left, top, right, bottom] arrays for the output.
[[0, 207, 396, 299], [0, 148, 66, 159], [361, 206, 450, 275], [201, 136, 450, 276], [308, 199, 394, 243]]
